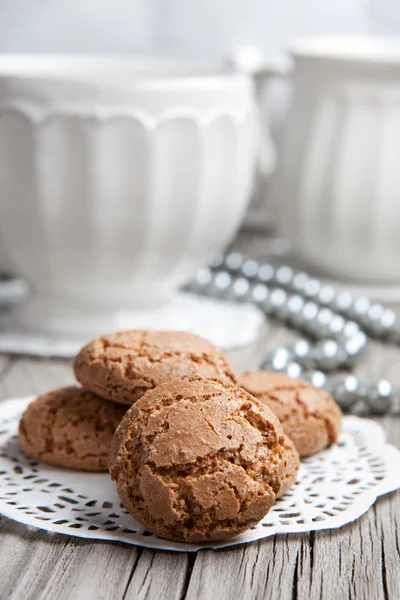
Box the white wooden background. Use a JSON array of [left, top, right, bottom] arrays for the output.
[[0, 0, 394, 59]]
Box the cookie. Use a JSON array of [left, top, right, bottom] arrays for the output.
[[109, 377, 288, 542], [238, 371, 342, 457], [18, 386, 126, 471], [74, 330, 236, 406], [279, 435, 300, 496]]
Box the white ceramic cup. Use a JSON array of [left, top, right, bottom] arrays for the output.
[[255, 37, 400, 283], [0, 56, 256, 335]]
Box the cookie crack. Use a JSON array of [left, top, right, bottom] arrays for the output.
[[137, 390, 227, 425], [104, 350, 234, 377], [41, 396, 70, 456], [144, 440, 281, 488], [294, 388, 337, 443]]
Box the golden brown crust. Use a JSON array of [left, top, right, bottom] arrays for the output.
[[74, 330, 237, 406], [18, 386, 126, 471], [278, 435, 300, 496], [239, 371, 342, 457], [109, 377, 288, 542]]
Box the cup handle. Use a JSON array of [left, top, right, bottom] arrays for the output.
[[253, 56, 293, 97], [252, 57, 293, 176], [227, 48, 293, 208]]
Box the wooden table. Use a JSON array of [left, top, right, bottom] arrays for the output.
[[0, 314, 399, 600]]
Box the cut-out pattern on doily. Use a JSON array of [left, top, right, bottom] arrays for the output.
[[0, 396, 399, 552]]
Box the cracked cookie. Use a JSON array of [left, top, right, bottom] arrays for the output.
[[109, 377, 288, 542], [18, 386, 126, 471], [74, 330, 236, 406], [238, 371, 342, 457], [279, 435, 300, 496]]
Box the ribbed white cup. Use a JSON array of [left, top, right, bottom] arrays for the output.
[[0, 56, 256, 333]]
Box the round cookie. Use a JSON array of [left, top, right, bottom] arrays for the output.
[[74, 330, 236, 406], [19, 386, 126, 471], [279, 436, 300, 496], [109, 377, 288, 542], [238, 371, 342, 457]]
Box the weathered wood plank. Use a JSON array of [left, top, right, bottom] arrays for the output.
[[186, 536, 309, 600], [0, 519, 70, 600], [37, 540, 141, 600], [0, 316, 399, 600], [124, 550, 191, 600], [185, 489, 400, 600], [0, 357, 73, 400], [0, 518, 143, 600]]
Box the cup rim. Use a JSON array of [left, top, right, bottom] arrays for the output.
[[0, 54, 250, 91], [290, 36, 400, 65]]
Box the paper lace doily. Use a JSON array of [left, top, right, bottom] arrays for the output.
[[0, 396, 399, 552]]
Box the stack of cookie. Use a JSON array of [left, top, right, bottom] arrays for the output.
[[18, 330, 342, 542]]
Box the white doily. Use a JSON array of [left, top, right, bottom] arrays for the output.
[[0, 396, 399, 552]]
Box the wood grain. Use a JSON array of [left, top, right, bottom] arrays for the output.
[[0, 318, 399, 599]]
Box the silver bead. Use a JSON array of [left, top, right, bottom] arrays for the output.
[[230, 277, 251, 302], [213, 270, 232, 296], [292, 271, 309, 292], [380, 308, 397, 328], [284, 362, 303, 379], [380, 309, 397, 339], [270, 288, 287, 306], [241, 259, 259, 279], [366, 304, 389, 336], [293, 339, 314, 369], [257, 263, 275, 284], [275, 266, 294, 287], [264, 347, 293, 371], [352, 296, 371, 318], [366, 380, 392, 414], [300, 302, 321, 337], [287, 295, 305, 313], [224, 252, 244, 272], [250, 284, 273, 314], [327, 375, 360, 409], [303, 278, 321, 299], [334, 291, 353, 313], [301, 370, 326, 388], [342, 321, 361, 339], [192, 267, 213, 289], [312, 371, 327, 388], [314, 339, 346, 371], [368, 303, 384, 321], [269, 288, 289, 319], [318, 284, 336, 306], [315, 308, 335, 338], [190, 265, 232, 299], [302, 301, 319, 322], [286, 295, 305, 327], [250, 283, 269, 305], [329, 314, 346, 337], [345, 331, 367, 359]]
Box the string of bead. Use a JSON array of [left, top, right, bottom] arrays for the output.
[[186, 252, 400, 415]]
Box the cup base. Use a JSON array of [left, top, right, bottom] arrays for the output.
[[0, 292, 266, 357]]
